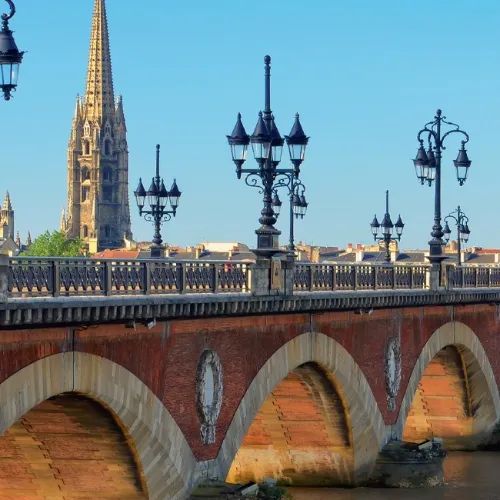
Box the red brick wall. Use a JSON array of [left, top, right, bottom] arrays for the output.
[[226, 362, 353, 486], [0, 394, 146, 499], [402, 346, 473, 448], [0, 304, 499, 463]]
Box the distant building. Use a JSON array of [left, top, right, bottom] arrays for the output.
[[64, 0, 132, 254], [0, 192, 14, 240]]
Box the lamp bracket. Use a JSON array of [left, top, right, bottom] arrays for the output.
[[1, 0, 15, 27]]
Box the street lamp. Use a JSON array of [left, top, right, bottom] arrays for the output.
[[272, 178, 309, 253], [0, 0, 24, 100], [412, 109, 471, 265], [134, 144, 182, 258], [370, 190, 404, 263], [443, 206, 470, 266], [227, 55, 309, 257]]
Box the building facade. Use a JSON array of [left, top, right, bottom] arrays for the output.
[[0, 192, 14, 240], [65, 0, 132, 253]]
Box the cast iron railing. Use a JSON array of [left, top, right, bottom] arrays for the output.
[[8, 258, 500, 298], [8, 258, 251, 297], [446, 266, 500, 289], [293, 263, 430, 291]]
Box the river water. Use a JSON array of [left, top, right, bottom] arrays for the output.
[[288, 452, 500, 499]]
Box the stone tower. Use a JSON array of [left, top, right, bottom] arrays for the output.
[[66, 0, 132, 253], [0, 192, 14, 239]]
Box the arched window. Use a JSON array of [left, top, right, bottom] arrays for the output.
[[103, 167, 112, 182], [82, 225, 88, 238], [104, 140, 111, 156], [83, 141, 90, 155], [81, 167, 90, 182], [82, 186, 90, 202], [104, 226, 111, 238]]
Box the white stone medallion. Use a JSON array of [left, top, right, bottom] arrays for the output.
[[385, 337, 402, 412], [196, 350, 223, 445]]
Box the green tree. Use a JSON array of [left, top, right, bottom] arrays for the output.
[[22, 230, 84, 257]]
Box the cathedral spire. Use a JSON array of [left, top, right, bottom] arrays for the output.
[[3, 192, 12, 212], [84, 0, 115, 121]]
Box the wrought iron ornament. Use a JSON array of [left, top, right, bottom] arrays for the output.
[[0, 0, 25, 100], [370, 190, 404, 263], [412, 110, 471, 267], [227, 55, 309, 257], [443, 206, 470, 267], [134, 145, 182, 258]]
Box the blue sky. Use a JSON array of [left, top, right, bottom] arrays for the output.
[[2, 0, 500, 250]]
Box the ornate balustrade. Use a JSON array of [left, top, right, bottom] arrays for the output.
[[293, 263, 430, 292], [7, 258, 500, 299], [446, 266, 500, 289], [8, 258, 250, 297]]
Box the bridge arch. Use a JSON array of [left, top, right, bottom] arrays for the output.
[[396, 321, 500, 449], [0, 352, 196, 500], [216, 332, 386, 486]]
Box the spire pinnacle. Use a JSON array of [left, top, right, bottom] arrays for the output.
[[3, 191, 12, 212], [84, 0, 115, 121]]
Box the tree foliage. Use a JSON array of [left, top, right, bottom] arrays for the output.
[[22, 230, 84, 257]]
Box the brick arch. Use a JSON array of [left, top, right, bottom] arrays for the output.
[[226, 362, 354, 486], [395, 321, 500, 449], [0, 352, 197, 500], [214, 332, 386, 486]]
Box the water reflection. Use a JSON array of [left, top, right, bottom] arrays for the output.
[[288, 452, 500, 499]]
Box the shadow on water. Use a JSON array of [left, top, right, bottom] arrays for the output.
[[287, 452, 500, 500]]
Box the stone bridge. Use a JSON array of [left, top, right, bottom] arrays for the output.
[[1, 255, 500, 498]]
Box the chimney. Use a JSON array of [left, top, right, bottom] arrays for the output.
[[347, 243, 353, 253], [495, 254, 500, 264], [195, 247, 202, 259], [355, 249, 364, 262], [356, 243, 362, 251], [311, 247, 320, 263]]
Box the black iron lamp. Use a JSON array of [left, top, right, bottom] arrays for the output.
[[412, 109, 471, 266], [272, 192, 282, 217], [227, 55, 310, 256], [0, 0, 24, 100], [454, 143, 472, 186], [134, 145, 182, 258], [443, 205, 470, 266], [370, 190, 404, 263]]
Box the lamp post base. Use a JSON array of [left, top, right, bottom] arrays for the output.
[[426, 238, 447, 265], [150, 245, 164, 259], [255, 225, 281, 253]]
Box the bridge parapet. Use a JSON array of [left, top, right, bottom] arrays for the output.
[[294, 263, 431, 291], [446, 265, 500, 289], [7, 257, 252, 298]]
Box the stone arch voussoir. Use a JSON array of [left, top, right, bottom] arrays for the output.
[[214, 332, 386, 486], [395, 321, 500, 449], [0, 352, 197, 500]]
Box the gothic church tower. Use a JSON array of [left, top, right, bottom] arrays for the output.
[[66, 0, 132, 252]]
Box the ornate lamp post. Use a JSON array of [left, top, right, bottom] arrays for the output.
[[443, 206, 470, 266], [370, 190, 404, 263], [227, 55, 309, 257], [0, 0, 24, 100], [134, 145, 182, 258], [271, 178, 308, 253], [412, 109, 471, 265]]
